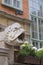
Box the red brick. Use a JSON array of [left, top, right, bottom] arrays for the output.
[[0, 0, 29, 19]]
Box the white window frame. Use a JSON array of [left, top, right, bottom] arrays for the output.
[[2, 0, 22, 11], [2, 0, 11, 6]]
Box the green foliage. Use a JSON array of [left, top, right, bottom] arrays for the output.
[[19, 46, 30, 56], [36, 48, 43, 58], [18, 41, 43, 58], [28, 48, 36, 56], [20, 42, 33, 49], [19, 43, 36, 56]]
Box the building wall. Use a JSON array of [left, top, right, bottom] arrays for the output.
[[0, 0, 30, 64], [0, 0, 29, 19], [0, 15, 30, 33], [0, 15, 30, 42], [0, 0, 30, 43], [0, 15, 31, 64]]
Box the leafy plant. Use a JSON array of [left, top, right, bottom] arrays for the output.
[[36, 48, 43, 58], [19, 42, 36, 57], [20, 41, 33, 49]]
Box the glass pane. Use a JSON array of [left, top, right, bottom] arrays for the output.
[[39, 21, 43, 39], [30, 0, 42, 16], [40, 21, 43, 27], [32, 41, 35, 46], [33, 18, 37, 25], [36, 42, 38, 48], [31, 16, 34, 20], [4, 0, 7, 3], [32, 41, 38, 48], [32, 11, 36, 15], [39, 33, 43, 40], [13, 0, 17, 7], [7, 0, 11, 4], [32, 18, 37, 32], [32, 32, 38, 39], [32, 25, 37, 32], [17, 1, 20, 8], [13, 0, 20, 8], [41, 27, 43, 33], [4, 0, 11, 4], [40, 43, 42, 48]]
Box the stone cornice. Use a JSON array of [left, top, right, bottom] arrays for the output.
[[0, 10, 32, 24]]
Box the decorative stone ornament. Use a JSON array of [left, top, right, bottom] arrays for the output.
[[0, 23, 25, 65], [5, 23, 25, 45], [0, 23, 25, 45]]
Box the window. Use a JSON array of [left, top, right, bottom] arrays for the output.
[[31, 17, 38, 39], [4, 0, 11, 4], [31, 15, 43, 48], [32, 32, 38, 39], [13, 0, 20, 8], [39, 20, 43, 40], [32, 41, 38, 48], [40, 43, 43, 48], [2, 0, 22, 10], [30, 0, 42, 16]]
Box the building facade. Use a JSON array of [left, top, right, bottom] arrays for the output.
[[0, 0, 31, 65], [29, 0, 43, 48], [0, 0, 43, 64]]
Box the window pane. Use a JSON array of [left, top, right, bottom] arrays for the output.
[[39, 21, 43, 40], [8, 0, 10, 4], [4, 0, 7, 3], [31, 17, 37, 39], [31, 16, 37, 22], [40, 43, 42, 48], [30, 0, 42, 16], [17, 1, 20, 8], [13, 0, 17, 7], [39, 33, 43, 40], [32, 41, 38, 48], [13, 0, 20, 8], [41, 27, 43, 32], [32, 41, 35, 46], [40, 21, 43, 27], [36, 42, 38, 48], [4, 0, 11, 4], [32, 32, 38, 39], [32, 25, 37, 32]]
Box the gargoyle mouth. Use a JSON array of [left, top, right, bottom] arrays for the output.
[[18, 33, 25, 41]]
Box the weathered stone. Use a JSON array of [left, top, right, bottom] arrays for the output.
[[0, 48, 9, 65]]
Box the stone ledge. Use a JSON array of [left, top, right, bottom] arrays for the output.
[[0, 10, 31, 24], [0, 48, 9, 55]]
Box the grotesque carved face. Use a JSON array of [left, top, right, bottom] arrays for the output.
[[5, 23, 21, 33], [5, 23, 25, 43]]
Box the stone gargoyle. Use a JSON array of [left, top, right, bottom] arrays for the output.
[[0, 23, 25, 45]]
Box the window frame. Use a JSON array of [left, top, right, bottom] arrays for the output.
[[2, 0, 11, 6], [2, 0, 23, 11]]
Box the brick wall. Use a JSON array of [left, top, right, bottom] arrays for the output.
[[0, 0, 29, 19]]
